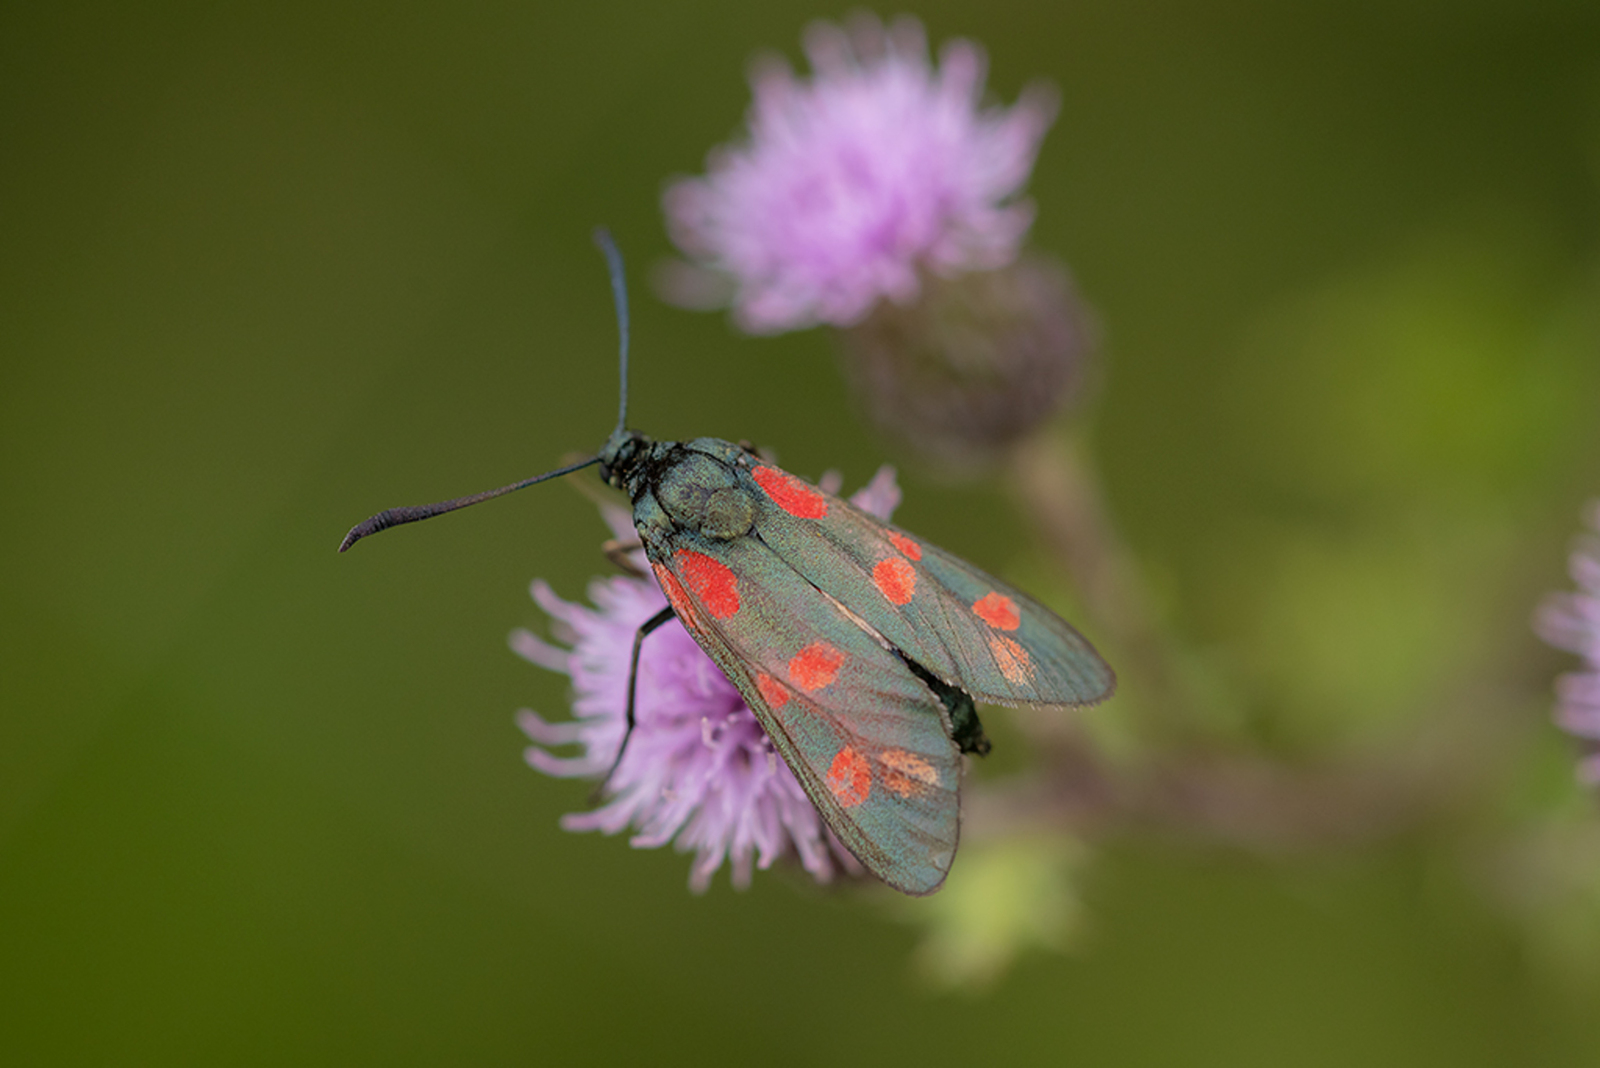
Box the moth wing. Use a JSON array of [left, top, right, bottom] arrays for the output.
[[743, 465, 1116, 710], [909, 535, 1116, 705], [649, 532, 962, 896]]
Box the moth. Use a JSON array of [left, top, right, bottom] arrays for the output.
[[341, 231, 1115, 895]]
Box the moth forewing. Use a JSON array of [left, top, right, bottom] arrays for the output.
[[649, 522, 963, 896], [742, 467, 1116, 710]]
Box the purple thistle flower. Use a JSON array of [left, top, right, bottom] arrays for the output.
[[1535, 501, 1600, 784], [512, 466, 903, 891], [663, 13, 1058, 334]]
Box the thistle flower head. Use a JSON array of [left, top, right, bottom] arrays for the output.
[[1535, 501, 1600, 784], [663, 13, 1057, 334], [513, 467, 903, 891]]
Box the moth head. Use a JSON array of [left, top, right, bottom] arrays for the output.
[[599, 429, 649, 490]]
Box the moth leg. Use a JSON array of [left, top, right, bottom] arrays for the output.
[[602, 537, 646, 577], [597, 605, 677, 794]]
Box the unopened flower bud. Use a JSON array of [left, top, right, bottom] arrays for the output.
[[836, 252, 1096, 470]]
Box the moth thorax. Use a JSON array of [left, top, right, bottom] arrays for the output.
[[656, 454, 754, 540]]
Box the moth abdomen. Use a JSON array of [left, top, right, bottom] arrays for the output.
[[900, 655, 991, 756]]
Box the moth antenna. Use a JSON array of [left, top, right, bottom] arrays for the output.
[[592, 226, 630, 437], [343, 233, 630, 554], [338, 455, 601, 552]]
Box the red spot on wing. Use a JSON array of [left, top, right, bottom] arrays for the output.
[[988, 633, 1033, 686], [676, 550, 740, 619], [872, 557, 917, 606], [827, 747, 870, 807], [879, 749, 939, 798], [887, 530, 922, 560], [653, 564, 697, 625], [973, 591, 1020, 631], [753, 466, 828, 519], [754, 671, 790, 709], [789, 641, 845, 692]]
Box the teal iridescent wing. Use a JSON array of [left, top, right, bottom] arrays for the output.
[[648, 530, 963, 896], [741, 463, 1116, 710]]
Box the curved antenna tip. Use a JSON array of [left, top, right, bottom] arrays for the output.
[[338, 521, 375, 553], [591, 228, 631, 436], [336, 455, 602, 553]]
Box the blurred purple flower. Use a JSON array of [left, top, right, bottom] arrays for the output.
[[511, 466, 903, 891], [662, 13, 1057, 334], [1535, 501, 1600, 784]]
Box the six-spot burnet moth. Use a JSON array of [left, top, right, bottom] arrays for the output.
[[341, 231, 1115, 895]]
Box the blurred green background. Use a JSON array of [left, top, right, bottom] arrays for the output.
[[7, 1, 1600, 1064]]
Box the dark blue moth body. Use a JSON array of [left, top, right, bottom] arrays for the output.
[[595, 431, 1113, 895], [341, 232, 1114, 896]]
